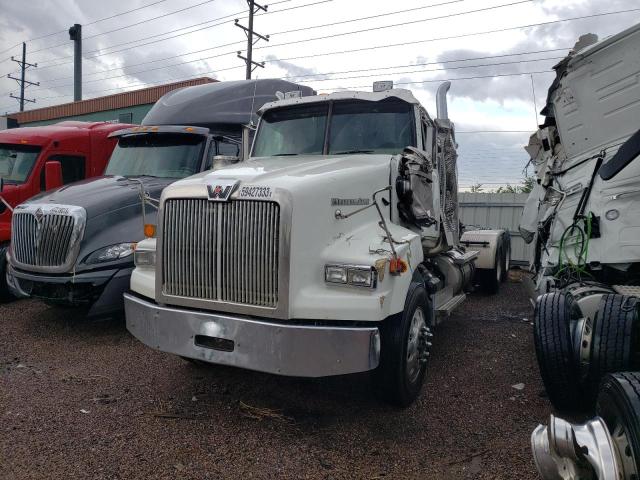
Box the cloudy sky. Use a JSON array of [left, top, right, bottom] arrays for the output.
[[1, 0, 639, 188]]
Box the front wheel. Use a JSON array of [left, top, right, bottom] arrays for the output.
[[0, 246, 16, 303], [375, 283, 432, 407]]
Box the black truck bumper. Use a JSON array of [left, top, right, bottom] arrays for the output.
[[7, 264, 133, 318]]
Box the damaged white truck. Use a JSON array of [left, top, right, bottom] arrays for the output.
[[124, 81, 506, 406], [518, 23, 640, 479]]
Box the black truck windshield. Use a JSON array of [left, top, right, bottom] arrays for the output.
[[105, 133, 205, 178], [252, 99, 415, 157], [0, 144, 41, 184]]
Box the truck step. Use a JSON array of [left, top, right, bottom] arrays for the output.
[[436, 293, 467, 319]]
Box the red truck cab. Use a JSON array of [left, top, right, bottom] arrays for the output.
[[0, 121, 135, 298]]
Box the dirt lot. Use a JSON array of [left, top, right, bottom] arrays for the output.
[[1, 274, 551, 479]]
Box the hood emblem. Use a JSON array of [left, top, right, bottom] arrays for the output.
[[207, 180, 239, 202], [34, 208, 44, 222]]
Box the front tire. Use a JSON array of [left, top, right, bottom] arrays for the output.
[[534, 291, 584, 411], [375, 283, 432, 407], [0, 246, 16, 303], [597, 372, 640, 479]]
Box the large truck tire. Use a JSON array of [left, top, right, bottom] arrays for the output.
[[586, 295, 639, 398], [500, 231, 511, 283], [596, 372, 640, 478], [375, 283, 432, 407], [534, 291, 584, 411], [0, 246, 16, 303]]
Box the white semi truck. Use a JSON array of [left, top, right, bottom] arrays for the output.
[[518, 22, 640, 480], [124, 81, 506, 406]]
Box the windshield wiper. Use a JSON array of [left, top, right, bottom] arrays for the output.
[[332, 149, 374, 155], [271, 153, 299, 156]]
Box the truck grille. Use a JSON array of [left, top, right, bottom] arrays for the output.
[[11, 211, 76, 268], [162, 199, 280, 308]]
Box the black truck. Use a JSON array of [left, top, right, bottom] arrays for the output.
[[6, 79, 315, 317]]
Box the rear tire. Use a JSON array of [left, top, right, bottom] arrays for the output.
[[597, 372, 640, 479], [483, 242, 502, 295], [375, 283, 432, 407], [0, 246, 16, 303], [500, 232, 511, 283], [534, 291, 584, 411], [586, 295, 639, 399]]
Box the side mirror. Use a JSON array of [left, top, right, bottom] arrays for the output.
[[44, 161, 64, 191]]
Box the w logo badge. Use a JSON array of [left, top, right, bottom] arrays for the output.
[[207, 180, 239, 201]]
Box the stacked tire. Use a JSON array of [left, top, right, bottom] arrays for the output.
[[597, 373, 640, 478], [534, 291, 639, 411]]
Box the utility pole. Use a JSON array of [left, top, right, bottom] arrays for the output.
[[69, 24, 82, 101], [235, 0, 269, 80], [8, 42, 39, 112]]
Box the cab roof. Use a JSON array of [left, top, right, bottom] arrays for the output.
[[0, 121, 135, 146], [257, 88, 421, 116]]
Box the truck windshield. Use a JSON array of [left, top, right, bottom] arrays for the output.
[[252, 99, 415, 157], [0, 144, 41, 184], [105, 133, 205, 178]]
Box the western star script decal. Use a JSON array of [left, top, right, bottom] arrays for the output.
[[236, 185, 273, 199]]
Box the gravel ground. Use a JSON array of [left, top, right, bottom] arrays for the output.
[[1, 273, 551, 479]]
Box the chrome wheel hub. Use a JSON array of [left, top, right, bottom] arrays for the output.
[[406, 308, 432, 384]]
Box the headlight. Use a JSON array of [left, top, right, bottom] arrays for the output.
[[325, 264, 377, 288], [84, 243, 135, 264], [134, 249, 156, 267]]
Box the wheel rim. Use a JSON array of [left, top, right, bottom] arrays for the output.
[[406, 307, 426, 384], [611, 420, 639, 479]]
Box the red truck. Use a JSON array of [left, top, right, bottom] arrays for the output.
[[0, 120, 135, 300]]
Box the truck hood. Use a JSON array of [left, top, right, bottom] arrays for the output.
[[24, 176, 174, 220], [172, 154, 394, 192]]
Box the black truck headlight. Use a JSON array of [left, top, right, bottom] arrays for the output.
[[84, 243, 135, 264], [325, 264, 377, 288]]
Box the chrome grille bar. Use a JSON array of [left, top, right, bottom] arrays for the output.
[[11, 211, 77, 268], [162, 199, 280, 308]]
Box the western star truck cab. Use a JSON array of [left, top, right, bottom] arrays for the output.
[[125, 82, 505, 406], [0, 121, 134, 300], [6, 79, 314, 318]]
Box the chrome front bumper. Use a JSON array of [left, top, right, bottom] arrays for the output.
[[124, 293, 381, 377]]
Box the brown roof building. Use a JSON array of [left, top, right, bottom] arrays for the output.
[[6, 77, 216, 127]]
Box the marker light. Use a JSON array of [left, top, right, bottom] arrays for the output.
[[144, 223, 156, 238], [389, 258, 408, 275]]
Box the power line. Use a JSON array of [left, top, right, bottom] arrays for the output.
[[28, 49, 563, 95], [33, 67, 554, 104], [0, 0, 173, 58], [28, 0, 220, 56], [11, 5, 640, 105], [257, 7, 640, 63], [27, 0, 321, 71], [254, 0, 534, 51], [27, 0, 534, 79]]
